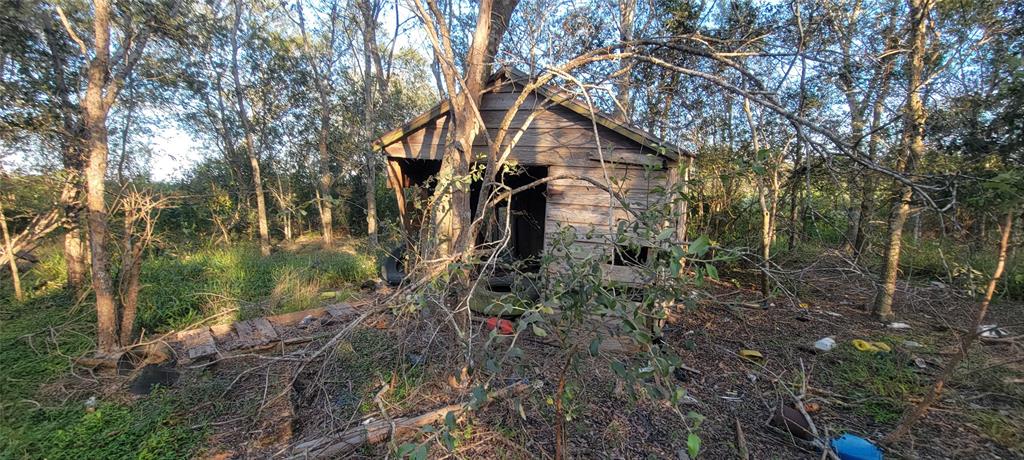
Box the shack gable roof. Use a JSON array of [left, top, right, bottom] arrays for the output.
[[372, 68, 692, 160]]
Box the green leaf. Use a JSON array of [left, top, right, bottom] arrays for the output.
[[441, 431, 455, 451], [611, 361, 627, 378], [589, 338, 601, 357], [687, 235, 710, 257], [687, 433, 701, 458], [444, 411, 457, 430], [532, 325, 547, 337], [704, 263, 718, 280], [397, 443, 417, 457], [657, 227, 675, 241], [413, 444, 428, 460]]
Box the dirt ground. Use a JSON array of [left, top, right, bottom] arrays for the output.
[[54, 253, 1024, 459]]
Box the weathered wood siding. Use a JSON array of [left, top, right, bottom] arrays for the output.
[[543, 164, 668, 284], [382, 83, 661, 167]]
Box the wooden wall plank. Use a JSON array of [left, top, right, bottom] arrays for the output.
[[546, 183, 659, 209]]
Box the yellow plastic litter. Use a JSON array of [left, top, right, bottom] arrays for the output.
[[739, 349, 765, 362], [851, 339, 891, 353]]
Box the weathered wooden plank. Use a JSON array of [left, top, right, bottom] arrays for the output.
[[547, 260, 648, 285], [546, 183, 659, 209], [546, 202, 637, 226], [234, 318, 278, 348], [400, 127, 635, 151], [209, 323, 238, 346], [178, 327, 218, 360], [588, 150, 665, 168], [326, 303, 357, 320]]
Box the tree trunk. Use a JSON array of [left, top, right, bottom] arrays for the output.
[[873, 0, 930, 321], [743, 96, 773, 299], [424, 0, 518, 259], [611, 0, 635, 123], [361, 3, 379, 248], [232, 0, 271, 256], [0, 196, 22, 301], [318, 113, 334, 246], [873, 184, 912, 320], [883, 210, 1014, 443], [61, 179, 88, 293], [82, 0, 119, 354], [44, 17, 89, 294]]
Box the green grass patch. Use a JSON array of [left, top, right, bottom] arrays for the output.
[[822, 344, 921, 424], [970, 411, 1024, 452], [0, 240, 375, 459], [138, 243, 376, 330], [0, 291, 223, 459]]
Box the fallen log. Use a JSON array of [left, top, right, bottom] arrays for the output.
[[288, 380, 540, 458]]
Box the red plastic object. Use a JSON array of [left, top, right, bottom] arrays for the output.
[[485, 317, 515, 335]]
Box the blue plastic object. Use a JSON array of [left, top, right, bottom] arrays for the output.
[[830, 434, 883, 460]]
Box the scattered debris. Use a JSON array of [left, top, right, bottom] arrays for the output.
[[734, 417, 750, 460], [902, 340, 923, 349], [406, 352, 425, 366], [289, 380, 540, 458], [484, 317, 515, 335], [803, 402, 822, 414], [851, 339, 891, 353], [913, 358, 928, 369], [814, 337, 837, 352], [768, 405, 814, 440], [830, 434, 883, 460], [978, 324, 1009, 338], [738, 349, 765, 363], [298, 315, 316, 328], [84, 396, 98, 413], [887, 322, 911, 330]]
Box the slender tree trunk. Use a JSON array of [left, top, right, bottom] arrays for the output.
[[743, 96, 773, 298], [0, 196, 22, 301], [82, 0, 119, 354], [231, 0, 271, 256], [425, 0, 511, 258], [296, 0, 337, 247], [61, 178, 88, 293], [873, 0, 930, 320], [884, 210, 1014, 443], [317, 113, 334, 246], [44, 19, 89, 294], [357, 0, 385, 248], [611, 0, 634, 123], [362, 18, 378, 248]]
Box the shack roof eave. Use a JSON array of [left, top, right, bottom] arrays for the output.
[[372, 67, 694, 160]]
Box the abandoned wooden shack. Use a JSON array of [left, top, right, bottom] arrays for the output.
[[373, 68, 693, 284]]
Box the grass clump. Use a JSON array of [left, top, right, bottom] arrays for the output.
[[823, 344, 921, 424], [970, 411, 1024, 452]]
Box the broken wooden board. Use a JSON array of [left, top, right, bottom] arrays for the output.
[[177, 327, 218, 360], [209, 323, 239, 347], [266, 307, 328, 328], [234, 318, 279, 348], [325, 303, 357, 321]]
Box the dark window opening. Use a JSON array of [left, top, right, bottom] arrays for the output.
[[392, 158, 547, 272], [612, 245, 650, 267]]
